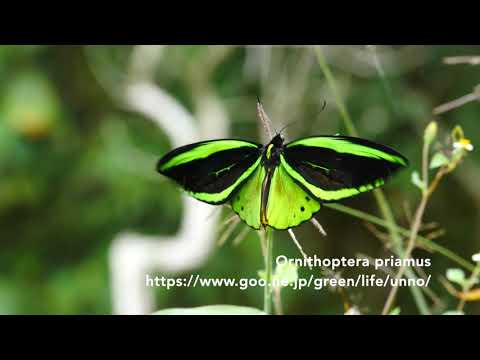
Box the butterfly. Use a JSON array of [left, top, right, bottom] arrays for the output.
[[157, 128, 408, 231]]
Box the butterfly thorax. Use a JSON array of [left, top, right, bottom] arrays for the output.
[[262, 133, 284, 169]]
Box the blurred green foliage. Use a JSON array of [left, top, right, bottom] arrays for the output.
[[0, 45, 479, 314]]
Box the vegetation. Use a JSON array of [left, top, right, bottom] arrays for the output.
[[0, 45, 479, 314]]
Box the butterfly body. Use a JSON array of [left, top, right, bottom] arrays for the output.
[[259, 134, 283, 226], [157, 133, 407, 231]]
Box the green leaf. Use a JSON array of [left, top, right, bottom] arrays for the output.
[[258, 270, 266, 280], [411, 171, 426, 191], [442, 310, 464, 315], [152, 305, 266, 315], [274, 262, 298, 286], [2, 71, 61, 139], [388, 307, 401, 315], [424, 121, 438, 147], [259, 262, 298, 288], [451, 125, 464, 143], [429, 152, 449, 169], [446, 268, 466, 286]]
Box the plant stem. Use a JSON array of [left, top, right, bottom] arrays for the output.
[[382, 138, 432, 315], [382, 194, 429, 314], [366, 45, 398, 117], [314, 46, 358, 137], [263, 227, 274, 314], [273, 287, 284, 315]]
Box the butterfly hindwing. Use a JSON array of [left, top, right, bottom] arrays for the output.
[[282, 136, 408, 202], [231, 165, 266, 230], [266, 163, 321, 230], [157, 139, 262, 204]]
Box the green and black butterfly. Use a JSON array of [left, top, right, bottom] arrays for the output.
[[157, 122, 408, 231]]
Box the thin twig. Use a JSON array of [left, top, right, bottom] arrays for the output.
[[424, 228, 445, 241], [363, 222, 392, 245], [433, 91, 480, 115], [232, 226, 251, 247], [443, 56, 480, 65], [457, 262, 480, 311], [217, 217, 241, 247], [216, 214, 240, 234], [381, 197, 427, 315], [439, 276, 460, 297], [403, 200, 413, 226], [287, 229, 311, 269], [310, 217, 327, 236]]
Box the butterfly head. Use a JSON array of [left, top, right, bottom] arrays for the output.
[[270, 133, 284, 147]]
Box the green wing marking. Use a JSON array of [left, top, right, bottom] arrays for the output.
[[159, 140, 260, 171], [286, 136, 407, 166], [190, 157, 261, 204], [281, 155, 384, 201], [231, 165, 266, 230], [157, 139, 262, 205], [265, 163, 321, 230], [283, 135, 408, 202]]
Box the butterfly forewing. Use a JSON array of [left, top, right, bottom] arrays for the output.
[[282, 136, 408, 202], [157, 139, 262, 204]]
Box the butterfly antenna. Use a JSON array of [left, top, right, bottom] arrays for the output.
[[278, 101, 327, 136], [278, 121, 298, 135], [256, 97, 276, 139]]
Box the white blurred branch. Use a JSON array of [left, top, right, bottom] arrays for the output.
[[443, 56, 480, 65], [101, 46, 230, 314]]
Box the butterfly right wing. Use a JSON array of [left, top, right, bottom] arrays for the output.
[[281, 135, 408, 202]]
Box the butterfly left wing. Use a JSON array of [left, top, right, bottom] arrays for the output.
[[231, 165, 266, 230], [157, 139, 262, 205], [281, 135, 408, 202]]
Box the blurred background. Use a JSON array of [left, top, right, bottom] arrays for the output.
[[0, 45, 479, 315]]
